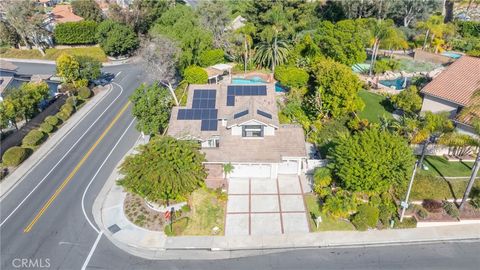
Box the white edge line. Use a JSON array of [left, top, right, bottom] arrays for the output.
[[81, 117, 136, 233], [0, 84, 113, 200], [81, 230, 103, 270], [0, 83, 123, 227]]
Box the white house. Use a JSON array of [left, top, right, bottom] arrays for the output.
[[167, 83, 307, 186]]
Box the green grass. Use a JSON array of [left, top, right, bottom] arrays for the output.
[[305, 194, 355, 231], [358, 90, 394, 123], [180, 188, 226, 235], [0, 47, 107, 62], [410, 172, 480, 200], [422, 156, 475, 177]]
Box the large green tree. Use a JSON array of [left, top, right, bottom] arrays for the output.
[[391, 86, 423, 116], [197, 0, 231, 48], [129, 83, 173, 135], [72, 0, 103, 22], [96, 20, 139, 57], [309, 58, 365, 119], [329, 128, 415, 194], [118, 136, 207, 203]]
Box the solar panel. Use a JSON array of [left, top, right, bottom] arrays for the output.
[[227, 95, 235, 106], [200, 119, 218, 131], [177, 109, 187, 119], [257, 109, 272, 119], [234, 110, 249, 119], [193, 90, 202, 99]]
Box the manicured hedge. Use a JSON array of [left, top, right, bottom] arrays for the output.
[[22, 130, 47, 147], [40, 122, 54, 133], [183, 66, 208, 84], [44, 115, 60, 126], [56, 111, 70, 122], [54, 21, 98, 45], [2, 147, 31, 167], [78, 87, 92, 99]]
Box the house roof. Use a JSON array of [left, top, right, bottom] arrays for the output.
[[52, 5, 84, 23], [0, 60, 18, 72], [227, 98, 279, 128], [420, 55, 480, 106]]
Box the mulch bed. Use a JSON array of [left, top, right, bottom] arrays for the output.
[[123, 193, 166, 231]]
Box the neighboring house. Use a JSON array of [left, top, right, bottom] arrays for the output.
[[0, 60, 60, 103], [51, 4, 83, 24], [167, 83, 307, 184], [420, 55, 480, 136], [226, 15, 247, 31]]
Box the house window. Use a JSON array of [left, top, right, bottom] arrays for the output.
[[242, 125, 263, 137]]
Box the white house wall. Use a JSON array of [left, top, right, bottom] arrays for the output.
[[264, 126, 275, 136], [421, 95, 459, 117], [231, 126, 242, 136]]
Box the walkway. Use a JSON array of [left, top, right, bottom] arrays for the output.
[[225, 175, 309, 236]]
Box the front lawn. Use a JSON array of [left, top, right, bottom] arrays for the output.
[[358, 90, 394, 123], [305, 194, 355, 231], [0, 47, 107, 62], [422, 156, 474, 178], [410, 172, 480, 200]]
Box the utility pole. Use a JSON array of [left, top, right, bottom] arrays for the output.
[[400, 161, 419, 222]]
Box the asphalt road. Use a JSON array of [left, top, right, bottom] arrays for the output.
[[1, 62, 479, 270]]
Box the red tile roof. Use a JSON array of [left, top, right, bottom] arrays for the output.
[[421, 56, 480, 106], [52, 4, 83, 23]]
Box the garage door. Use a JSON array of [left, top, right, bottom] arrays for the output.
[[278, 161, 298, 175], [229, 164, 271, 178]]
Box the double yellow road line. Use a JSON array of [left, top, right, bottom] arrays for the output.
[[23, 101, 131, 233]]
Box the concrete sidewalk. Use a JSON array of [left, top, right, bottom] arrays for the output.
[[93, 141, 480, 260], [0, 85, 112, 199]]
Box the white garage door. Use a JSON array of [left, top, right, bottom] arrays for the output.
[[229, 164, 271, 178], [278, 161, 298, 175]]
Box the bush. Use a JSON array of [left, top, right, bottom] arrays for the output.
[[181, 204, 191, 213], [313, 167, 332, 195], [78, 87, 92, 99], [183, 66, 208, 84], [2, 147, 31, 167], [61, 103, 75, 115], [198, 49, 224, 67], [56, 111, 70, 122], [470, 197, 480, 209], [351, 204, 379, 231], [422, 199, 443, 213], [96, 20, 138, 57], [66, 96, 76, 106], [40, 122, 54, 133], [393, 217, 417, 229], [274, 66, 309, 88], [410, 204, 428, 219], [54, 21, 98, 45], [44, 115, 60, 126], [22, 130, 46, 147], [443, 201, 460, 219]]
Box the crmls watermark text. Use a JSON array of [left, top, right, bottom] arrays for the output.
[[12, 258, 51, 269]]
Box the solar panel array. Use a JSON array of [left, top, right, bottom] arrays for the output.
[[257, 109, 272, 119], [226, 85, 267, 106], [234, 110, 249, 119], [177, 89, 218, 131]]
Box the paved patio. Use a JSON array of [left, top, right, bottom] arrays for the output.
[[225, 175, 310, 236]]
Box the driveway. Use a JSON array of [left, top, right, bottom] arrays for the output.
[[225, 175, 310, 236]]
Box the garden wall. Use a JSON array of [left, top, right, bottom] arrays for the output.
[[413, 49, 454, 65]]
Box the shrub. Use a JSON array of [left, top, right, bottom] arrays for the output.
[[181, 204, 191, 213], [313, 167, 332, 188], [54, 21, 97, 45], [96, 20, 138, 57], [22, 130, 46, 147], [66, 96, 76, 106], [61, 103, 75, 115], [183, 66, 208, 84], [274, 66, 309, 88], [411, 204, 428, 219], [56, 111, 70, 122], [198, 49, 224, 67], [40, 122, 54, 133], [470, 197, 480, 209], [2, 147, 31, 166], [44, 115, 60, 126], [78, 87, 92, 99], [442, 201, 460, 219], [393, 217, 417, 229], [351, 204, 379, 231], [422, 199, 443, 213]]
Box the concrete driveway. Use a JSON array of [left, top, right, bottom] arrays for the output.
[[225, 175, 310, 236]]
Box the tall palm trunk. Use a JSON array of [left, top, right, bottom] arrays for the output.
[[159, 81, 179, 106], [459, 150, 480, 209], [272, 30, 278, 73], [423, 29, 430, 50], [244, 33, 248, 76]]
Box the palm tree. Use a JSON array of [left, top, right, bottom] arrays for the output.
[[236, 23, 256, 75], [417, 15, 455, 53], [368, 19, 397, 76], [458, 90, 480, 209], [254, 35, 290, 73]]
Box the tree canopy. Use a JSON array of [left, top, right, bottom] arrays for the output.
[[329, 128, 415, 194], [118, 136, 207, 202], [72, 0, 104, 22], [96, 20, 139, 57]]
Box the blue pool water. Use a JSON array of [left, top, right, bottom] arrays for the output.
[[379, 77, 408, 90], [441, 51, 462, 59], [231, 76, 287, 92]]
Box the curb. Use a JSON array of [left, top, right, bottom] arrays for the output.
[[1, 57, 132, 67], [0, 85, 113, 199]]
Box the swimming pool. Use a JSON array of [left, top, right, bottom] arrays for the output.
[[379, 77, 408, 90], [441, 51, 462, 59], [231, 76, 287, 92]]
